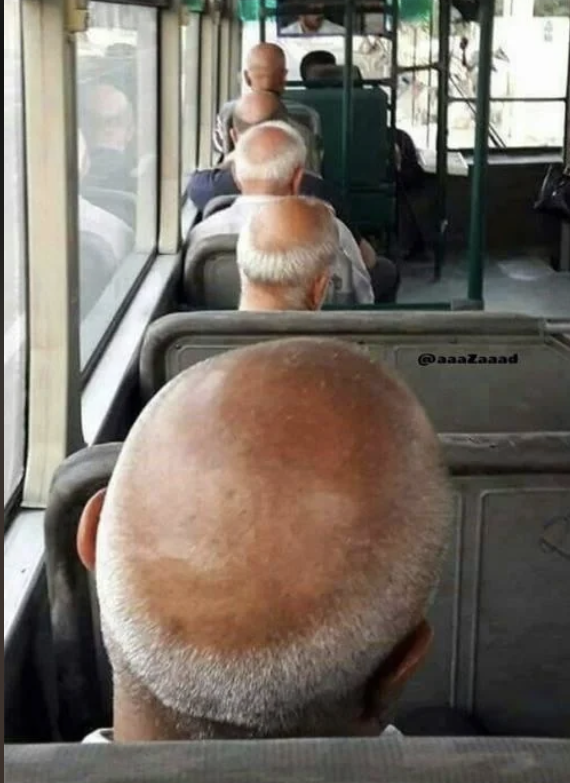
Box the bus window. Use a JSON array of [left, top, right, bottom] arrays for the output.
[[181, 14, 200, 193], [4, 0, 27, 507], [76, 2, 158, 367]]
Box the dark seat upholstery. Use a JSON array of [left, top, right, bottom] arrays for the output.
[[139, 312, 570, 434], [44, 433, 570, 740], [202, 194, 237, 220], [282, 85, 394, 232]]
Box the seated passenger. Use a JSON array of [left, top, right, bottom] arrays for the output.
[[300, 50, 337, 83], [214, 43, 321, 172], [79, 338, 453, 742], [193, 94, 399, 303], [81, 82, 136, 193], [281, 6, 346, 35], [238, 198, 336, 312], [190, 121, 374, 304], [191, 91, 354, 233], [78, 132, 134, 267]]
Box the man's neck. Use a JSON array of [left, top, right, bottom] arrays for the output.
[[240, 184, 292, 197], [239, 288, 307, 312]]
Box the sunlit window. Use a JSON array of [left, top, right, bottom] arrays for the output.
[[4, 0, 27, 505], [181, 15, 201, 192], [76, 2, 158, 366]]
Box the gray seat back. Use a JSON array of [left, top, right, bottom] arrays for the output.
[[202, 194, 237, 219], [184, 238, 357, 309], [44, 435, 570, 739], [6, 737, 570, 782], [283, 100, 322, 137], [44, 443, 120, 740], [139, 312, 570, 434]]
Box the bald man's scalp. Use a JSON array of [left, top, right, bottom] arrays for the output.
[[246, 42, 286, 71], [232, 91, 288, 135], [248, 197, 335, 255], [99, 339, 448, 652], [96, 338, 452, 732]]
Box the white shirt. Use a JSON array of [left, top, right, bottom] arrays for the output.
[[83, 725, 403, 743], [79, 197, 134, 263], [281, 19, 346, 35], [189, 195, 374, 305]]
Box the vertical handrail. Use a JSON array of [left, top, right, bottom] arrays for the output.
[[434, 0, 450, 281], [341, 0, 354, 200], [259, 0, 266, 42], [467, 0, 495, 306]]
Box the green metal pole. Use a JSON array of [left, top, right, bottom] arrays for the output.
[[434, 0, 450, 280], [341, 0, 354, 200], [467, 0, 495, 306]]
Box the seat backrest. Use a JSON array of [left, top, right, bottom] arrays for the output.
[[139, 312, 570, 434], [6, 737, 570, 781], [183, 237, 357, 309], [283, 86, 389, 189], [44, 434, 570, 740], [283, 100, 322, 137], [202, 194, 238, 220], [44, 443, 121, 740]]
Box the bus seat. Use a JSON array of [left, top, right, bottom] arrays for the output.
[[183, 238, 357, 310], [202, 194, 237, 220], [81, 186, 136, 228], [44, 443, 121, 740], [7, 737, 570, 781], [185, 235, 241, 309], [44, 434, 570, 740], [282, 85, 394, 231], [138, 312, 570, 434], [283, 100, 322, 137]]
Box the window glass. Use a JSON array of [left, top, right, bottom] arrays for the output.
[[401, 3, 569, 149], [181, 15, 201, 192], [4, 0, 27, 505], [76, 2, 158, 366]]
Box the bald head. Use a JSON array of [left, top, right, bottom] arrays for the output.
[[82, 338, 452, 739], [86, 82, 134, 151], [232, 91, 288, 138], [245, 43, 287, 94], [238, 197, 337, 311], [233, 121, 307, 195]]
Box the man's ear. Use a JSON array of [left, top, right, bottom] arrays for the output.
[[77, 488, 106, 572], [310, 271, 331, 310], [362, 620, 433, 725], [291, 166, 304, 194]]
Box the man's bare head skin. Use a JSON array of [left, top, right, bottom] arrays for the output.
[[79, 338, 452, 741], [244, 43, 288, 94], [86, 82, 134, 151], [230, 91, 288, 143], [238, 197, 337, 311], [233, 121, 306, 196]]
